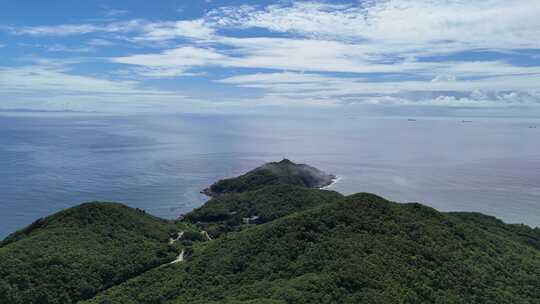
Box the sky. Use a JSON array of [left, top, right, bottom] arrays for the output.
[[1, 0, 540, 116]]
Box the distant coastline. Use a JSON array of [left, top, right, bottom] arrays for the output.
[[0, 108, 82, 113]]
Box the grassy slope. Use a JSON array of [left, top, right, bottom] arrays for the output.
[[0, 202, 184, 304], [186, 185, 343, 237], [84, 193, 540, 304]]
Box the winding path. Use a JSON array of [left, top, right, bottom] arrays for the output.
[[170, 250, 185, 264], [169, 231, 184, 244]]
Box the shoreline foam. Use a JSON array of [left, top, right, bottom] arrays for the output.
[[321, 176, 341, 189]]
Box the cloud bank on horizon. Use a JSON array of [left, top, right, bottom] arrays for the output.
[[1, 0, 539, 115]]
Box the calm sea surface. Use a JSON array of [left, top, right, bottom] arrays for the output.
[[1, 113, 539, 238]]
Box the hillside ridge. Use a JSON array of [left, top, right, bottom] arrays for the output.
[[2, 160, 539, 304]]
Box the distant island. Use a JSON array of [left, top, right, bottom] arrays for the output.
[[1, 160, 539, 304], [202, 158, 336, 197]]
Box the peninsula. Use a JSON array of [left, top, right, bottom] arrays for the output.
[[1, 160, 539, 304]]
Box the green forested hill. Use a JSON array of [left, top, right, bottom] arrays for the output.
[[203, 159, 335, 196], [2, 161, 540, 304], [0, 202, 184, 304], [186, 185, 343, 237], [84, 193, 540, 304]]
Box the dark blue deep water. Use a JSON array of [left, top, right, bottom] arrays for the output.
[[1, 113, 540, 238]]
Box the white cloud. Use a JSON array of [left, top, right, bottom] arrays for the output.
[[0, 60, 195, 111], [45, 44, 95, 53], [218, 72, 334, 85], [0, 64, 163, 95], [6, 20, 144, 36], [2, 0, 540, 111], [431, 75, 456, 83], [112, 37, 540, 78], [216, 71, 540, 107], [7, 1, 540, 51], [135, 19, 215, 41], [106, 0, 540, 107], [110, 37, 430, 74], [5, 18, 214, 41], [118, 66, 202, 78], [210, 0, 540, 52], [11, 24, 100, 36], [112, 46, 223, 77], [86, 38, 116, 47]]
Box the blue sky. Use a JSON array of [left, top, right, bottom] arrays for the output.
[[1, 0, 540, 115]]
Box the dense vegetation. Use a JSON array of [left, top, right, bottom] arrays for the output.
[[204, 159, 335, 196], [186, 185, 343, 237], [0, 203, 186, 304], [84, 193, 540, 304], [3, 160, 540, 303], [448, 212, 540, 250]]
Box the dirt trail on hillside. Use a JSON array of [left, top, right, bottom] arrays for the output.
[[170, 250, 185, 264]]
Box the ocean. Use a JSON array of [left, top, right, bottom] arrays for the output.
[[1, 112, 539, 238]]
